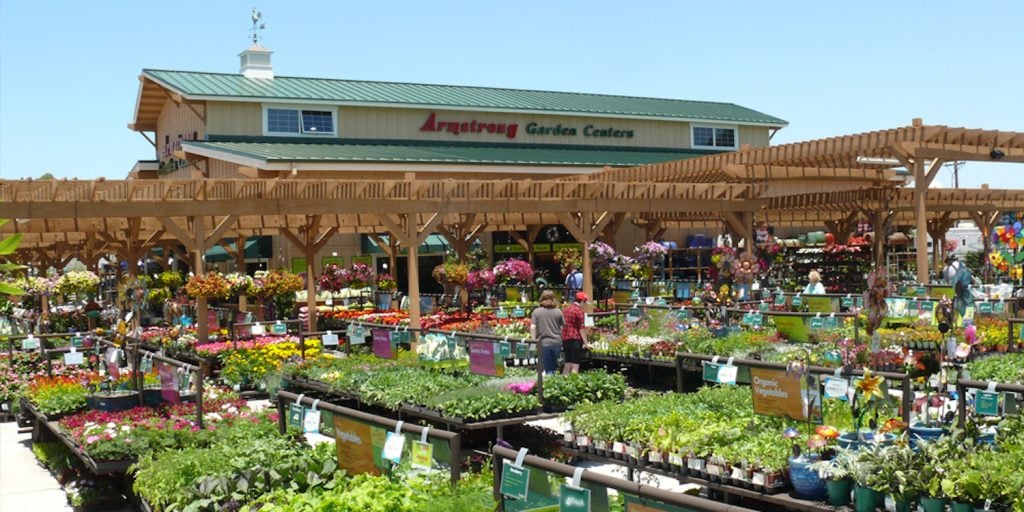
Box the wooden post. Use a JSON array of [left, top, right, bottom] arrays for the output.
[[913, 158, 929, 284], [192, 217, 208, 345], [305, 257, 317, 332], [406, 221, 421, 346]]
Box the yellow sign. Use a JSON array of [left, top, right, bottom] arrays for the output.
[[805, 296, 833, 314], [334, 416, 381, 476], [751, 368, 816, 422], [773, 316, 808, 342]]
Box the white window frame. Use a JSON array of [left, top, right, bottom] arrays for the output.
[[690, 124, 739, 150], [262, 104, 337, 136]]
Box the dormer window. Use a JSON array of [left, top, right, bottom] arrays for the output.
[[264, 106, 336, 136]]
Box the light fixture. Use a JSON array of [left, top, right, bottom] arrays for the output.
[[990, 149, 1005, 160], [331, 252, 338, 257], [382, 263, 389, 270]]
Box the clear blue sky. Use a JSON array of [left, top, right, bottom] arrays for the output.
[[2, 1, 1023, 187]]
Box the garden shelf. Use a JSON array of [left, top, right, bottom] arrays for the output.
[[21, 398, 136, 475]]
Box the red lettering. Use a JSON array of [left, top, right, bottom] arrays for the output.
[[507, 124, 519, 139], [486, 123, 497, 133], [460, 122, 470, 133], [420, 112, 438, 131]]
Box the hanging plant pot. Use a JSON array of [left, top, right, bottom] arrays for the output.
[[826, 478, 853, 506]]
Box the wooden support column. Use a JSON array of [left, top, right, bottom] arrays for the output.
[[192, 217, 208, 345], [377, 212, 444, 347], [722, 212, 754, 250], [969, 211, 1001, 278], [913, 157, 930, 283], [557, 212, 615, 305], [281, 215, 337, 332], [872, 210, 887, 268], [368, 233, 400, 278]]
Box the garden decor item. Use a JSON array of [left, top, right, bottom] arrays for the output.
[[863, 267, 889, 336], [788, 454, 827, 500]]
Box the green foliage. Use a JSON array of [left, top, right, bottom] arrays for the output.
[[966, 353, 1024, 384], [422, 385, 540, 420], [543, 371, 627, 409], [32, 441, 77, 473]]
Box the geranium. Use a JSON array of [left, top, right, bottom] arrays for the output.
[[184, 273, 231, 299], [493, 258, 534, 285], [465, 269, 496, 291], [54, 271, 100, 296]]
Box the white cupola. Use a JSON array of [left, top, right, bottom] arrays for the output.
[[239, 44, 273, 79]]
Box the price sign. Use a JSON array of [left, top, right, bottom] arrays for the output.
[[64, 348, 84, 366], [321, 332, 339, 347], [823, 377, 849, 400], [791, 296, 803, 307], [627, 307, 641, 323], [250, 323, 266, 336], [823, 316, 839, 329], [21, 336, 38, 350], [272, 322, 288, 334], [704, 362, 737, 385], [512, 307, 526, 318], [501, 463, 530, 501], [469, 340, 504, 377], [303, 409, 322, 434], [496, 309, 509, 319], [994, 301, 1007, 314], [758, 302, 770, 312], [498, 342, 512, 358], [916, 286, 927, 296], [348, 325, 366, 345], [288, 403, 304, 429], [750, 313, 764, 327], [809, 317, 824, 330], [774, 294, 787, 306], [676, 309, 691, 320], [70, 336, 84, 348], [976, 390, 1001, 416], [411, 441, 433, 470], [840, 296, 853, 308], [390, 330, 411, 344], [559, 485, 591, 512], [584, 315, 595, 327], [382, 432, 406, 464]]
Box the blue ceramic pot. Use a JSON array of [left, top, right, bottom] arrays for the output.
[[788, 455, 827, 500], [909, 422, 947, 449]]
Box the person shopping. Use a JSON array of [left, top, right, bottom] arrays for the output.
[[561, 292, 589, 374], [530, 290, 564, 375], [804, 270, 826, 295]]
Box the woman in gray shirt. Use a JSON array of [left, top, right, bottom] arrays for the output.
[[530, 290, 564, 375]]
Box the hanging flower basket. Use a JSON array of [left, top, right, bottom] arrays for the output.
[[184, 272, 231, 299]]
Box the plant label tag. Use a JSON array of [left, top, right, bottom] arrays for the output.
[[648, 450, 662, 463], [688, 457, 705, 471], [563, 431, 574, 443], [840, 296, 853, 308], [272, 322, 288, 334], [707, 464, 721, 476], [612, 441, 625, 454], [752, 472, 766, 486], [71, 336, 84, 348], [513, 307, 525, 318], [383, 432, 405, 463], [823, 316, 839, 329], [594, 440, 607, 451], [757, 302, 770, 312], [750, 313, 764, 327], [496, 309, 509, 319], [559, 484, 591, 512], [916, 286, 927, 296], [627, 308, 640, 323], [775, 294, 787, 306], [500, 463, 530, 500], [576, 435, 590, 447], [584, 314, 594, 327], [676, 309, 691, 320], [978, 302, 993, 314], [976, 390, 1001, 416], [498, 342, 512, 358], [321, 332, 339, 347], [809, 317, 824, 330], [21, 337, 38, 350], [731, 467, 746, 480], [626, 445, 638, 458], [669, 453, 684, 466], [411, 440, 433, 470], [287, 403, 303, 429], [823, 377, 849, 400], [1005, 393, 1018, 415], [140, 357, 152, 373], [994, 301, 1007, 314], [717, 365, 738, 385], [303, 410, 321, 434], [251, 323, 265, 336], [64, 349, 84, 366], [791, 296, 803, 307]]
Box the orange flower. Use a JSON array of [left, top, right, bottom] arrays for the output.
[[815, 425, 839, 440], [855, 369, 885, 401], [880, 418, 907, 433]]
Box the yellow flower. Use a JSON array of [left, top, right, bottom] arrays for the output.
[[856, 369, 885, 401]]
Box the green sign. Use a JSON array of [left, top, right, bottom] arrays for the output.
[[702, 362, 737, 385], [71, 336, 84, 348], [676, 309, 690, 320], [791, 296, 803, 307], [496, 308, 509, 319], [758, 302, 770, 312], [513, 307, 526, 318], [322, 256, 345, 267], [840, 296, 853, 308], [976, 390, 1001, 416], [499, 342, 512, 357], [741, 312, 764, 327], [501, 464, 531, 501], [559, 485, 591, 512], [916, 286, 927, 296], [977, 302, 993, 314], [806, 296, 833, 313], [994, 301, 1007, 314], [291, 257, 307, 273], [495, 244, 527, 254], [21, 337, 39, 350], [411, 440, 433, 470], [823, 316, 839, 329], [515, 343, 529, 359], [351, 255, 373, 266], [551, 243, 582, 252], [288, 403, 304, 429], [272, 322, 288, 335], [773, 316, 809, 342], [627, 308, 641, 322], [809, 317, 824, 330], [774, 294, 787, 306]]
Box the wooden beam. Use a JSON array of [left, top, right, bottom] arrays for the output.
[[204, 215, 238, 249], [157, 217, 197, 251]]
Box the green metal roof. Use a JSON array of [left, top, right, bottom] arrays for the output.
[[182, 139, 716, 167], [143, 69, 787, 126]]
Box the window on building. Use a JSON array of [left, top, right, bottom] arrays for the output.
[[265, 107, 335, 135], [691, 125, 738, 149]]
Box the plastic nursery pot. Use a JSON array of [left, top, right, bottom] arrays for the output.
[[951, 502, 974, 512], [919, 497, 949, 512], [894, 496, 916, 512], [853, 485, 879, 512], [826, 478, 853, 506], [787, 455, 827, 501]]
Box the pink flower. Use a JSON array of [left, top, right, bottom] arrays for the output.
[[86, 435, 99, 444]]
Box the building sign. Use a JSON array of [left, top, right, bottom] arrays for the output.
[[419, 112, 635, 140]]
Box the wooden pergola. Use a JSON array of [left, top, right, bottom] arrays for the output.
[[0, 178, 761, 342], [590, 120, 1024, 282]]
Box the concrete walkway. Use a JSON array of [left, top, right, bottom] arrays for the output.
[[0, 422, 73, 511]]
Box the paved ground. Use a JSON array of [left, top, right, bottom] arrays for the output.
[[0, 422, 73, 511]]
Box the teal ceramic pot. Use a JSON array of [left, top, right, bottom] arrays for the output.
[[909, 422, 948, 449]]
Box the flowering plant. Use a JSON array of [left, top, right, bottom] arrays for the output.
[[157, 271, 184, 290], [634, 240, 668, 266], [145, 287, 172, 306], [493, 258, 534, 285], [255, 269, 303, 298], [318, 264, 348, 293], [54, 271, 100, 296], [345, 263, 375, 289], [24, 375, 93, 416], [553, 247, 582, 275], [184, 272, 231, 299], [16, 276, 51, 296], [504, 380, 537, 395], [589, 241, 617, 269], [376, 273, 397, 292], [224, 273, 255, 297], [466, 269, 496, 291]]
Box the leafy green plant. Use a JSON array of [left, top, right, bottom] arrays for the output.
[[543, 371, 627, 409]]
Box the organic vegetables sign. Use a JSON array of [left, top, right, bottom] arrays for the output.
[[469, 339, 504, 377], [751, 368, 822, 423]]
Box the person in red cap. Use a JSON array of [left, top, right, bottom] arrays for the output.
[[561, 291, 590, 374]]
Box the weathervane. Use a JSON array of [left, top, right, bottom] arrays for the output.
[[250, 7, 266, 44]]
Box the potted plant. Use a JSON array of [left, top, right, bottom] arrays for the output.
[[841, 368, 898, 449], [785, 425, 835, 501], [811, 446, 857, 506], [868, 442, 921, 512], [846, 443, 885, 512]]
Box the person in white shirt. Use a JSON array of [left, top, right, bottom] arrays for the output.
[[804, 270, 826, 295]]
